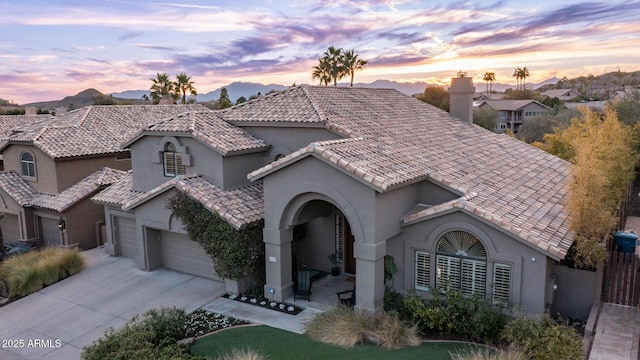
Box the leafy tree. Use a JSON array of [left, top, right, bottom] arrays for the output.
[[235, 96, 247, 104], [537, 107, 638, 268], [174, 72, 197, 104], [473, 107, 498, 132], [610, 89, 640, 126], [92, 94, 116, 105], [482, 72, 496, 99], [217, 87, 232, 109], [519, 107, 576, 143], [342, 49, 368, 86], [149, 72, 174, 104], [312, 59, 332, 86], [415, 86, 449, 111]]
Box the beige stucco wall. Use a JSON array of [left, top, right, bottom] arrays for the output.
[[3, 144, 58, 194]]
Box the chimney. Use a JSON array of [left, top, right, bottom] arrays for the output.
[[448, 73, 475, 123]]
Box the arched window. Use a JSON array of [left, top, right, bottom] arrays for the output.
[[163, 143, 186, 177], [20, 152, 36, 177], [435, 230, 487, 295]]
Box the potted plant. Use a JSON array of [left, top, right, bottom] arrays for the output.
[[329, 253, 340, 276]]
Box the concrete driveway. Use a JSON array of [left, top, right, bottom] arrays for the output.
[[0, 248, 225, 360]]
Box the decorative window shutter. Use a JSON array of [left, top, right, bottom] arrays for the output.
[[335, 214, 344, 262], [164, 152, 176, 176], [461, 259, 486, 295], [492, 263, 511, 305], [415, 251, 430, 291], [436, 255, 461, 291]]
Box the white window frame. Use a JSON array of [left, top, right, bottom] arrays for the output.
[[163, 142, 186, 177], [415, 251, 430, 291], [20, 151, 36, 178]]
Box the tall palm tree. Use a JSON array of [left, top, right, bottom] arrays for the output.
[[312, 59, 332, 86], [323, 46, 346, 86], [483, 72, 496, 99], [342, 49, 368, 86], [512, 67, 522, 91], [149, 72, 174, 104], [521, 67, 530, 90], [175, 72, 197, 104]]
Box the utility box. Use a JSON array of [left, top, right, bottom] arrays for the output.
[[614, 230, 638, 254]]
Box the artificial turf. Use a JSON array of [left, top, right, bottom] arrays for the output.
[[191, 325, 481, 360]]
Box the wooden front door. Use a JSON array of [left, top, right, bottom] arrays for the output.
[[344, 219, 356, 274]]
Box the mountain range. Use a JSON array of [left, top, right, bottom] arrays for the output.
[[16, 78, 563, 109]]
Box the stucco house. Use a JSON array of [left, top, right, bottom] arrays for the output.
[[95, 82, 572, 316], [477, 100, 551, 133], [0, 104, 207, 249], [0, 114, 53, 170], [541, 89, 581, 101]]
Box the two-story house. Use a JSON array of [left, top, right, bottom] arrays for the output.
[[95, 83, 572, 316], [541, 89, 581, 101], [477, 100, 551, 133], [0, 104, 207, 249]]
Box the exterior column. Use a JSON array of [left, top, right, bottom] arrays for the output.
[[354, 242, 386, 312], [263, 227, 293, 301]]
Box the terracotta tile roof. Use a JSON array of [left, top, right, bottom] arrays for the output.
[[31, 167, 128, 212], [239, 86, 572, 259], [124, 111, 269, 155], [478, 100, 550, 111], [91, 171, 141, 208], [2, 105, 209, 159], [116, 174, 263, 230], [0, 114, 53, 149], [0, 171, 38, 206]]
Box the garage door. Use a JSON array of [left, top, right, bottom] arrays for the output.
[[40, 217, 60, 247], [115, 217, 137, 258], [161, 231, 219, 280], [0, 214, 20, 242]]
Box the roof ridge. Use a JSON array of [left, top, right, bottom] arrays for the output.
[[301, 86, 329, 124]]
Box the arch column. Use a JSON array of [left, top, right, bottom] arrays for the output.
[[263, 226, 293, 301], [355, 241, 386, 312]]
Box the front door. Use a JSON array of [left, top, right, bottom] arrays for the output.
[[344, 219, 356, 274]]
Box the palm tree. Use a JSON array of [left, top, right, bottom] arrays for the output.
[[312, 59, 332, 86], [521, 67, 530, 90], [175, 72, 197, 104], [483, 72, 496, 99], [513, 67, 522, 91], [342, 49, 368, 86], [149, 72, 174, 104], [323, 46, 346, 86]]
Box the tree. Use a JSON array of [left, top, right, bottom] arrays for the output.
[[217, 87, 232, 109], [342, 49, 368, 86], [521, 67, 530, 90], [473, 107, 498, 131], [482, 72, 496, 99], [610, 89, 640, 126], [312, 59, 332, 86], [323, 46, 346, 86], [236, 96, 247, 104], [174, 72, 197, 104], [513, 67, 522, 90], [416, 86, 449, 111], [149, 72, 174, 104]]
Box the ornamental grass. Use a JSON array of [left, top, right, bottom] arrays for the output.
[[0, 247, 84, 298]]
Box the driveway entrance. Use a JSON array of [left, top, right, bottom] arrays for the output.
[[0, 248, 224, 360]]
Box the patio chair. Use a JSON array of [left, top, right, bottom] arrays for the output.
[[293, 270, 312, 301], [336, 288, 355, 308]]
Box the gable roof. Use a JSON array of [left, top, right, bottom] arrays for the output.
[[0, 167, 127, 212], [541, 89, 580, 98], [1, 105, 209, 159], [478, 99, 551, 111], [231, 85, 571, 259], [103, 174, 263, 230], [123, 111, 270, 155], [0, 114, 53, 149]]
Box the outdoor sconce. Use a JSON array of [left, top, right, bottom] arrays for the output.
[[58, 217, 66, 232]]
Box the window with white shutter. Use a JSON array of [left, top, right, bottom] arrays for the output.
[[435, 231, 487, 295], [163, 142, 186, 177], [335, 214, 344, 263], [415, 251, 430, 291], [492, 263, 511, 305]]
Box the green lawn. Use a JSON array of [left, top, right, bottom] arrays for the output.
[[191, 325, 482, 360]]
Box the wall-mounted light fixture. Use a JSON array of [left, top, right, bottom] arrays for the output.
[[58, 217, 66, 232]]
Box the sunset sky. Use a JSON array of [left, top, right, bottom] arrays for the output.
[[1, 0, 639, 104]]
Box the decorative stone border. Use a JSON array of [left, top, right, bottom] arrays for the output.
[[223, 293, 305, 315]]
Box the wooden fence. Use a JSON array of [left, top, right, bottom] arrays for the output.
[[603, 249, 640, 306]]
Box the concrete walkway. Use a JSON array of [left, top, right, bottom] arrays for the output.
[[590, 303, 640, 360], [0, 248, 225, 360]]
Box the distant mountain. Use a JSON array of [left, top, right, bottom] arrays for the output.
[[198, 82, 289, 102], [24, 88, 144, 109], [110, 89, 149, 99]]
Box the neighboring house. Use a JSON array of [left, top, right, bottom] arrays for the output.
[[95, 84, 572, 316], [541, 89, 581, 101], [477, 100, 551, 133], [0, 104, 207, 248], [474, 93, 504, 101]]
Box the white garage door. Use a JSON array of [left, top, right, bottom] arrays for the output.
[[115, 217, 137, 259], [161, 231, 219, 280], [40, 217, 60, 247], [0, 214, 20, 242]]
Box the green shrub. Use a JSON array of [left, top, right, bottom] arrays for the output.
[[82, 307, 197, 360], [451, 345, 528, 360], [501, 315, 583, 360], [0, 248, 84, 298], [305, 305, 420, 349], [401, 290, 506, 342]]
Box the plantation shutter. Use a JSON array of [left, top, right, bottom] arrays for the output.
[[163, 151, 176, 176], [492, 263, 511, 305], [335, 214, 344, 262], [176, 153, 186, 175], [436, 255, 460, 291], [461, 259, 486, 295], [415, 251, 430, 291]]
